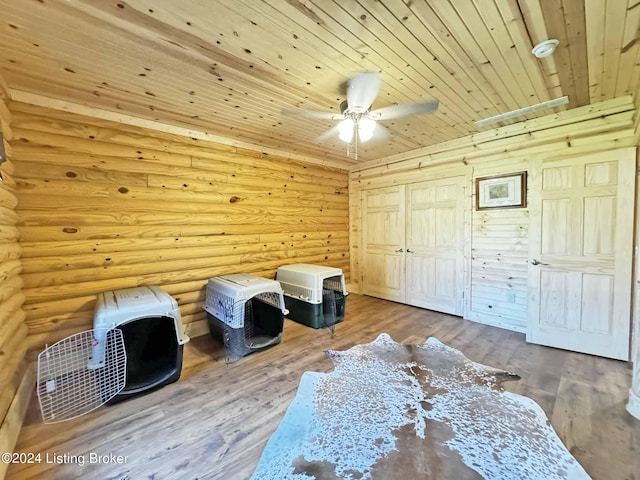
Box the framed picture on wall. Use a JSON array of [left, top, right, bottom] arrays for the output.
[[475, 171, 527, 210]]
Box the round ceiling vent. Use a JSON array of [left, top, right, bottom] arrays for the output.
[[532, 39, 559, 58]]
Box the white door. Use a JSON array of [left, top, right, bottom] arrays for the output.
[[362, 186, 405, 302], [527, 148, 635, 360], [405, 177, 466, 315]]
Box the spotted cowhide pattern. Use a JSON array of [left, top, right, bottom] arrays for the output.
[[251, 333, 590, 480]]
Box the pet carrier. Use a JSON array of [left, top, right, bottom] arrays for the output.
[[276, 264, 348, 329], [92, 286, 189, 403], [36, 286, 189, 423], [204, 273, 288, 357]]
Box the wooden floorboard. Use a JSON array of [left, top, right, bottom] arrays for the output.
[[6, 294, 640, 480]]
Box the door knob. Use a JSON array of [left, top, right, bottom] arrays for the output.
[[395, 248, 404, 253], [406, 249, 414, 253], [531, 259, 549, 266]]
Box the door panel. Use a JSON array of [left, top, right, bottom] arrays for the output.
[[528, 148, 635, 360], [405, 177, 465, 315], [362, 186, 405, 302], [541, 198, 572, 254], [580, 273, 613, 334], [582, 196, 615, 255]]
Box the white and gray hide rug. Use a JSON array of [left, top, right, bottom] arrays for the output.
[[250, 333, 590, 480]]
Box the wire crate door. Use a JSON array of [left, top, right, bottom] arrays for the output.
[[37, 329, 127, 424]]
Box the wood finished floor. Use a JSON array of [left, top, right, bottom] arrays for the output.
[[6, 294, 640, 480]]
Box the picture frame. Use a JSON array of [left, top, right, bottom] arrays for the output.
[[475, 171, 527, 210]]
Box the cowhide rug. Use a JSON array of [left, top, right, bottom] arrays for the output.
[[251, 333, 590, 480]]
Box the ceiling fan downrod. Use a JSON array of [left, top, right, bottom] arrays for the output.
[[346, 135, 358, 160]]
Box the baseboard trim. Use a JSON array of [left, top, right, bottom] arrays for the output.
[[464, 314, 527, 334], [627, 388, 640, 420]]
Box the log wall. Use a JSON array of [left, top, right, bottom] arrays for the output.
[[9, 102, 350, 349], [0, 74, 31, 479], [350, 95, 637, 332]]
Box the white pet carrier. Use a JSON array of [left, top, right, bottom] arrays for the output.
[[204, 273, 288, 357], [276, 264, 348, 329], [91, 286, 189, 366], [36, 286, 189, 423]]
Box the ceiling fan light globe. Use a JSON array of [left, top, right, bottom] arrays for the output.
[[358, 117, 376, 142], [338, 118, 355, 142], [359, 130, 373, 142], [339, 130, 354, 142]]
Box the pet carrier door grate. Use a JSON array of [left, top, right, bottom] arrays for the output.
[[235, 291, 285, 350], [37, 329, 127, 424]]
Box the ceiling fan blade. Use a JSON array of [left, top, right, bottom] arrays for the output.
[[347, 72, 381, 113], [281, 108, 341, 120], [369, 100, 439, 120], [317, 124, 342, 143]]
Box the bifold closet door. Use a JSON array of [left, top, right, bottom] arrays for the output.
[[405, 177, 466, 316], [362, 186, 406, 302], [361, 177, 466, 315]]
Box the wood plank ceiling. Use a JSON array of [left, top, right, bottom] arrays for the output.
[[0, 0, 638, 165]]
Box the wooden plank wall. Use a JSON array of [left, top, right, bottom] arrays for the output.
[[0, 74, 31, 479], [8, 102, 350, 349], [350, 95, 637, 332], [468, 159, 528, 332]]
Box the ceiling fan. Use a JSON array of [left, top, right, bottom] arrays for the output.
[[283, 72, 439, 158]]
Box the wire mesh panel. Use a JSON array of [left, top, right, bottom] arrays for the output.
[[243, 293, 284, 347], [207, 288, 287, 329], [254, 291, 286, 311], [322, 276, 347, 332], [323, 275, 346, 294], [218, 293, 285, 361], [278, 282, 315, 302], [37, 329, 127, 424]]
